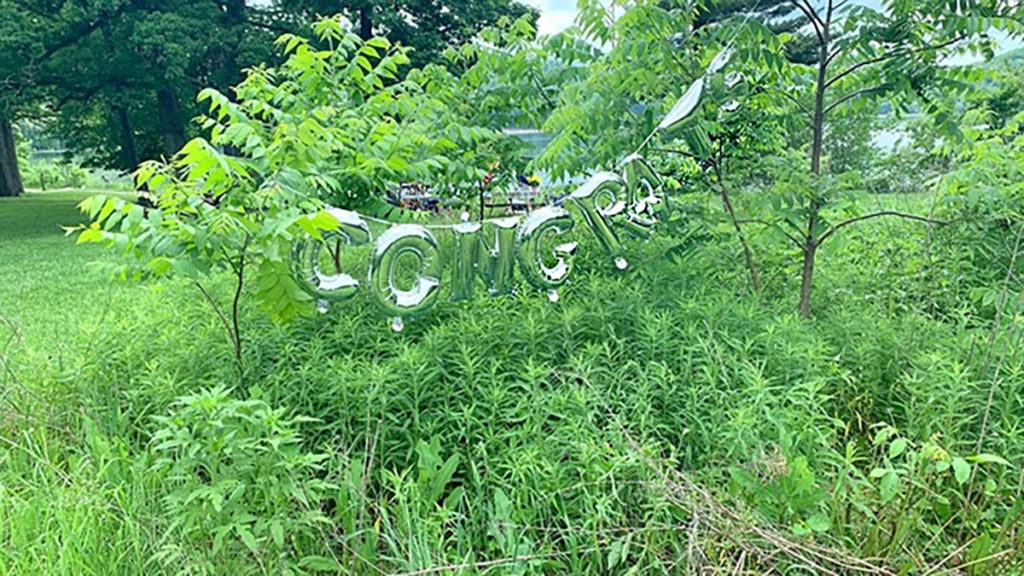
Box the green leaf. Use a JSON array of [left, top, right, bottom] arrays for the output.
[[967, 453, 1011, 466], [879, 470, 899, 503], [237, 525, 258, 552], [255, 259, 313, 323], [77, 225, 103, 245], [952, 457, 971, 485], [806, 513, 831, 533], [298, 556, 343, 571], [889, 438, 908, 458], [270, 521, 285, 547]]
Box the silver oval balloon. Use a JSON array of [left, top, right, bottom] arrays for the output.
[[657, 77, 703, 133], [368, 224, 442, 316], [515, 205, 577, 290], [292, 208, 371, 302]]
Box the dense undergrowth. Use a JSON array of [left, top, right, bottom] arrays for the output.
[[1, 189, 1021, 574]]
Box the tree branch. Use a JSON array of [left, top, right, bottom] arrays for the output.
[[651, 147, 701, 160], [195, 281, 239, 355], [825, 35, 967, 89], [713, 159, 762, 292], [791, 0, 826, 45], [738, 219, 806, 248], [771, 87, 814, 122], [244, 17, 294, 36], [823, 85, 885, 115], [818, 211, 950, 245], [230, 236, 250, 367], [34, 3, 132, 65]]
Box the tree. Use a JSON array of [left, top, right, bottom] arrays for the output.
[[693, 0, 818, 64], [74, 18, 503, 354], [277, 0, 539, 67], [735, 0, 1023, 316], [0, 0, 159, 195], [42, 0, 281, 170], [526, 0, 779, 290], [0, 0, 45, 197]]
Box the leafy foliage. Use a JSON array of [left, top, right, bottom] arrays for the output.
[[151, 386, 332, 572], [6, 2, 1024, 574], [73, 18, 501, 326]]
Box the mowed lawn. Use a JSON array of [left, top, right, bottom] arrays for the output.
[[0, 191, 136, 362]]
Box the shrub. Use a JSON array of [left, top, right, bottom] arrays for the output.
[[150, 386, 334, 573]]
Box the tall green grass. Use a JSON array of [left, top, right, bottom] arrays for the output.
[[1, 190, 1022, 574]]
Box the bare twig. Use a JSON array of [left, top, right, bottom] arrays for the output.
[[823, 85, 885, 115], [825, 36, 967, 89], [791, 0, 826, 45], [195, 281, 238, 357], [738, 219, 806, 249], [771, 87, 815, 121], [230, 236, 250, 365], [713, 159, 762, 292], [818, 211, 950, 245]]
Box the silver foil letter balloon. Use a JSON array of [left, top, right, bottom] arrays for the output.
[[292, 208, 372, 301], [568, 172, 626, 260], [620, 154, 666, 226], [369, 224, 443, 316], [515, 206, 577, 290], [449, 217, 519, 301]]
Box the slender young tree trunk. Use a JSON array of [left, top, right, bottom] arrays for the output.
[[798, 241, 818, 315], [0, 115, 25, 197], [799, 17, 832, 317], [218, 0, 246, 88], [156, 88, 186, 156], [714, 161, 761, 292], [114, 106, 140, 170]]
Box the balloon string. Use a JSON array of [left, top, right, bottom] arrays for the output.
[[356, 210, 517, 231]]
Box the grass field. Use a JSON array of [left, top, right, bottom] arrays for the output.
[[1, 189, 1022, 574], [1, 191, 129, 349]]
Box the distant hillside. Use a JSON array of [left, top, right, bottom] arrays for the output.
[[989, 46, 1024, 68]]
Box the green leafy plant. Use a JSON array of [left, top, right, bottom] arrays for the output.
[[150, 386, 334, 573], [72, 17, 507, 365]]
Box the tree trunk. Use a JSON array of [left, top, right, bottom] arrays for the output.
[[798, 241, 817, 317], [358, 4, 373, 40], [0, 115, 25, 197], [799, 18, 831, 317], [156, 88, 186, 156], [714, 162, 761, 293], [115, 106, 140, 170], [224, 0, 245, 25], [218, 0, 246, 88]]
